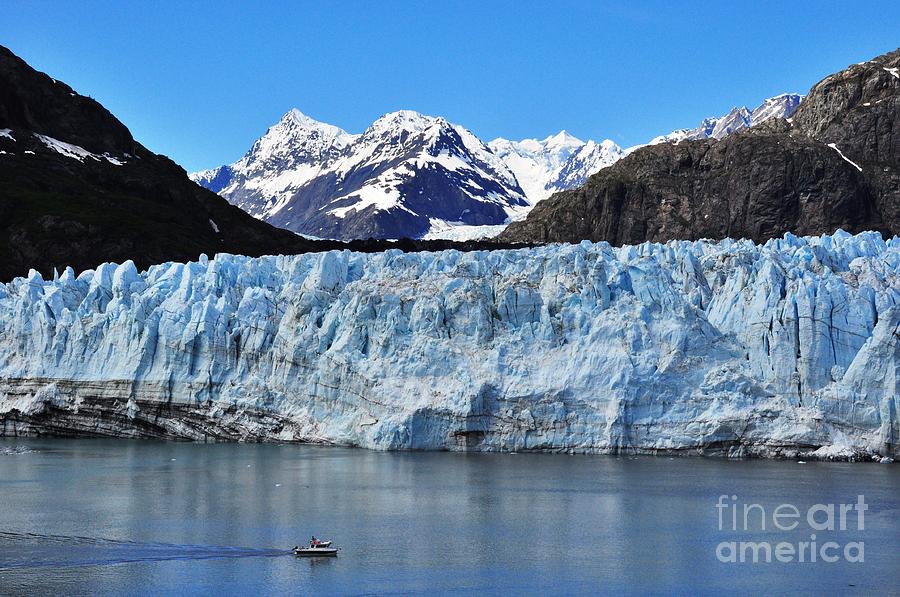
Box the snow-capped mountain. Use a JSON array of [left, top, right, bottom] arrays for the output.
[[751, 93, 803, 124], [192, 109, 527, 240], [650, 93, 802, 144], [191, 109, 356, 219], [488, 132, 624, 204]]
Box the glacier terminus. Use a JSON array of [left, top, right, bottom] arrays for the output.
[[0, 231, 897, 460]]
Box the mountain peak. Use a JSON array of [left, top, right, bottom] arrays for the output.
[[764, 92, 802, 101], [486, 131, 623, 205], [543, 130, 584, 147], [252, 109, 354, 156], [283, 107, 310, 122], [280, 108, 329, 127], [270, 108, 351, 139], [751, 93, 803, 124], [369, 110, 444, 136], [194, 106, 526, 239]]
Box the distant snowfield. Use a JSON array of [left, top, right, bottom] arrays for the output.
[[488, 133, 623, 204], [1, 230, 897, 459], [420, 220, 511, 241]]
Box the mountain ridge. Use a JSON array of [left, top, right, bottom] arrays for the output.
[[193, 92, 802, 241], [192, 109, 529, 240], [649, 93, 802, 144], [487, 132, 624, 204], [498, 49, 899, 245]]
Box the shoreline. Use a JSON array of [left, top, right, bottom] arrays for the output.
[[3, 416, 894, 464]]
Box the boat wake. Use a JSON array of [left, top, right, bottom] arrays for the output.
[[0, 446, 38, 456], [0, 531, 290, 570]]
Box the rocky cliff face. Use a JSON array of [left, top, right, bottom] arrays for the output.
[[790, 54, 900, 228], [1, 231, 897, 460], [498, 49, 899, 245]]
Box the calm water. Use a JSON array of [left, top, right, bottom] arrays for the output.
[[0, 439, 897, 596]]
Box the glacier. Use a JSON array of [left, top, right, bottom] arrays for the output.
[[0, 231, 897, 460]]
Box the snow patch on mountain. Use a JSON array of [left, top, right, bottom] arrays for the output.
[[827, 143, 863, 172], [548, 139, 623, 193], [421, 218, 524, 241], [35, 133, 124, 165], [326, 174, 408, 219], [488, 131, 583, 202]]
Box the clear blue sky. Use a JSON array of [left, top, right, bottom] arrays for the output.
[[4, 1, 898, 172]]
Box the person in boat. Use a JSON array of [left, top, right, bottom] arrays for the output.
[[310, 536, 319, 547]]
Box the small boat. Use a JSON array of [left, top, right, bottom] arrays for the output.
[[293, 542, 338, 557]]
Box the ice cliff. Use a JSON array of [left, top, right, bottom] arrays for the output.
[[0, 231, 898, 459]]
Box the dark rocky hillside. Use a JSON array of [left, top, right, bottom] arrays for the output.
[[0, 45, 323, 281], [498, 48, 900, 245]]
